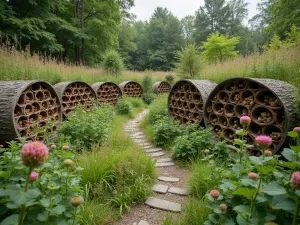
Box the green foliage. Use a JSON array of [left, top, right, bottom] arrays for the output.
[[165, 74, 175, 84], [201, 33, 240, 64], [181, 16, 195, 44], [141, 74, 156, 104], [59, 105, 114, 149], [147, 95, 169, 125], [153, 117, 182, 146], [172, 127, 214, 160], [176, 43, 204, 78], [0, 142, 83, 224], [125, 97, 144, 108], [102, 50, 125, 76], [115, 99, 132, 115]]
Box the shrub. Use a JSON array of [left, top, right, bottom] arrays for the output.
[[143, 92, 156, 105], [59, 105, 114, 149], [172, 128, 213, 160], [175, 43, 204, 78], [142, 74, 155, 104], [115, 99, 132, 115], [165, 73, 175, 85], [147, 95, 168, 125], [102, 49, 124, 76], [0, 141, 83, 225], [153, 117, 182, 146]]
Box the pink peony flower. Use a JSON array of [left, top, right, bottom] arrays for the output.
[[30, 171, 39, 181], [255, 135, 272, 149], [204, 149, 210, 154], [291, 171, 300, 190], [248, 172, 259, 180], [62, 145, 69, 151], [219, 203, 227, 211], [240, 116, 251, 127], [210, 190, 220, 199], [264, 149, 272, 156], [293, 127, 300, 133], [20, 141, 48, 168]]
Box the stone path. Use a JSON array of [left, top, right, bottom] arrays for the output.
[[115, 109, 190, 225]]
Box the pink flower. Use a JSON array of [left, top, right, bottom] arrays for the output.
[[248, 172, 259, 180], [219, 203, 227, 211], [264, 150, 272, 156], [291, 171, 300, 190], [293, 127, 300, 133], [21, 141, 48, 168], [210, 190, 220, 199], [30, 171, 39, 181], [204, 149, 210, 154], [25, 123, 30, 127], [255, 135, 272, 149], [240, 116, 251, 127]]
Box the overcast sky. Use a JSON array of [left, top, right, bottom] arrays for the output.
[[130, 0, 261, 23]]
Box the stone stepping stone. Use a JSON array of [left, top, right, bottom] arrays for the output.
[[168, 187, 188, 196], [155, 158, 172, 163], [158, 176, 179, 183], [152, 184, 169, 194], [137, 143, 153, 147], [131, 136, 146, 139], [145, 148, 163, 153], [133, 220, 150, 225], [150, 152, 166, 157], [155, 162, 175, 167], [145, 197, 181, 212], [143, 145, 155, 149]]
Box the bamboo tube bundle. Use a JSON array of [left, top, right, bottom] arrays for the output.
[[204, 77, 298, 153], [167, 79, 217, 124], [0, 80, 62, 145], [53, 81, 96, 117], [92, 82, 122, 105], [119, 81, 143, 98]]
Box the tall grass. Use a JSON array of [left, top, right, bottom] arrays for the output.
[[0, 41, 169, 84], [199, 46, 300, 88]]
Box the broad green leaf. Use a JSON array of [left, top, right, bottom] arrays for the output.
[[208, 213, 220, 223], [290, 145, 300, 153], [241, 178, 258, 188], [40, 197, 51, 208], [282, 148, 296, 161], [10, 189, 41, 206], [236, 214, 248, 225], [50, 205, 66, 216], [282, 161, 298, 169], [288, 131, 298, 138], [256, 166, 273, 174], [222, 218, 235, 225], [271, 195, 296, 213], [0, 214, 19, 225], [0, 171, 10, 178], [233, 188, 255, 198], [249, 156, 262, 165], [234, 205, 251, 214], [235, 130, 248, 137], [233, 138, 247, 146], [37, 211, 48, 222], [262, 182, 287, 196]]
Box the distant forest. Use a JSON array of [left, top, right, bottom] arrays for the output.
[[0, 0, 299, 70]]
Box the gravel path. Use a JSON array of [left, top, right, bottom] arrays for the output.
[[115, 109, 191, 225]]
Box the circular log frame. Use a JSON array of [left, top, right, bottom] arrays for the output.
[[168, 79, 217, 124], [0, 80, 62, 145], [153, 81, 172, 94], [204, 77, 298, 153], [92, 82, 122, 105], [53, 81, 96, 117], [119, 81, 143, 98]]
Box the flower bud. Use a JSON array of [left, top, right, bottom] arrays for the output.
[[248, 172, 258, 180], [30, 171, 39, 181], [71, 197, 82, 207], [64, 159, 73, 166], [291, 171, 300, 190], [50, 144, 57, 149], [219, 203, 227, 211], [62, 145, 69, 151], [264, 149, 272, 156], [240, 116, 251, 127], [255, 135, 272, 149], [204, 149, 210, 154], [210, 189, 220, 199], [293, 127, 300, 133], [21, 141, 48, 168]]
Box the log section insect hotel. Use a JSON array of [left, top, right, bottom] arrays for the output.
[[119, 81, 143, 98], [203, 78, 298, 153], [92, 82, 122, 105], [153, 81, 172, 94]]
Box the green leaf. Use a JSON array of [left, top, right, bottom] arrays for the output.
[[37, 211, 48, 222], [256, 166, 273, 174], [288, 131, 298, 138], [271, 195, 296, 213], [50, 205, 66, 216], [241, 178, 258, 188], [0, 214, 19, 225], [234, 205, 251, 214], [40, 197, 51, 208], [262, 182, 287, 196], [0, 171, 11, 178], [249, 156, 262, 165], [282, 161, 298, 169], [290, 145, 300, 153], [235, 130, 248, 137], [10, 189, 41, 206], [233, 138, 247, 146], [282, 148, 296, 161], [233, 188, 255, 198]]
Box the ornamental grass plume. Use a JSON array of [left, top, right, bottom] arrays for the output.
[[219, 203, 227, 211], [291, 171, 300, 190], [255, 135, 272, 149], [240, 116, 251, 127], [20, 141, 48, 168], [210, 190, 220, 199], [248, 172, 259, 180], [30, 172, 38, 181]]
